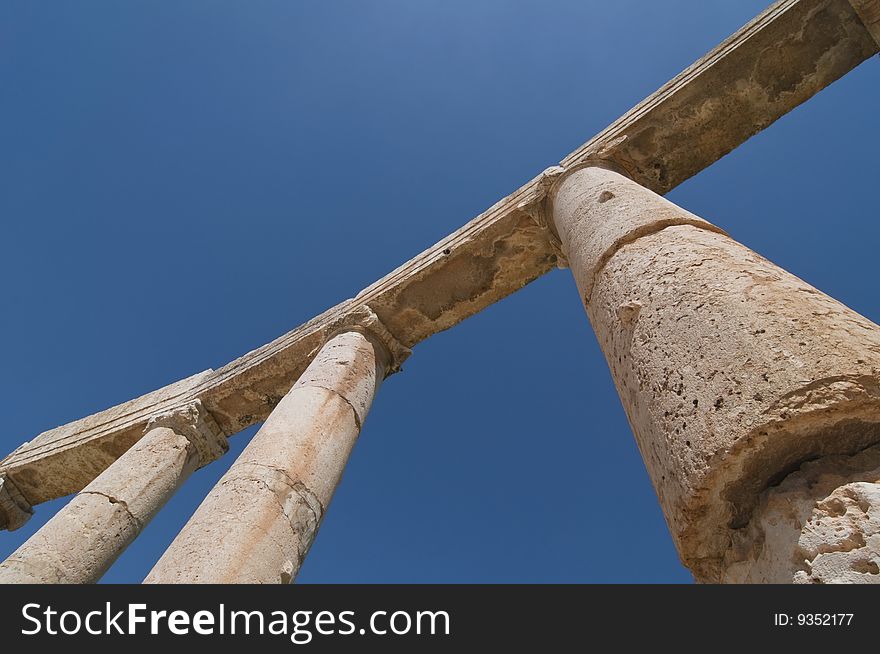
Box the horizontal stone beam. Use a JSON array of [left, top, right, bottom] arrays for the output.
[[2, 0, 878, 513]]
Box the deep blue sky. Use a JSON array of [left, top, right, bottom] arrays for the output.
[[1, 1, 878, 583]]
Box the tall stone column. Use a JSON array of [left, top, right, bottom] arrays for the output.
[[145, 310, 408, 584], [545, 162, 880, 583], [0, 401, 227, 584]]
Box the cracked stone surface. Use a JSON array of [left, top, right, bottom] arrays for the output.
[[3, 1, 876, 517], [722, 444, 880, 583], [1, 0, 879, 587], [0, 406, 221, 583], [145, 329, 388, 584], [550, 165, 880, 582]]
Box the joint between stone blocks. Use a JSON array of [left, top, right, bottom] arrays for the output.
[[324, 305, 411, 375], [0, 474, 33, 531], [145, 399, 229, 468]]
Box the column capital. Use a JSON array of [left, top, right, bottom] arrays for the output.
[[324, 305, 411, 374], [145, 400, 228, 468], [546, 163, 726, 304], [0, 474, 32, 531], [517, 159, 632, 269], [517, 166, 568, 268]]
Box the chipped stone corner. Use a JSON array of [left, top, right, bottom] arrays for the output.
[[325, 305, 411, 375], [0, 474, 33, 531], [721, 443, 880, 584], [145, 399, 229, 468]]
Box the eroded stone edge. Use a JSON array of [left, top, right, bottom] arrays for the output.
[[145, 400, 229, 469]]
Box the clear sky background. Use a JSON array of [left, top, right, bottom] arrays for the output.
[[1, 1, 878, 583]]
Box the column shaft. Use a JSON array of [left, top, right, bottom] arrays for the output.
[[0, 401, 226, 583], [145, 328, 393, 584], [549, 164, 880, 583]]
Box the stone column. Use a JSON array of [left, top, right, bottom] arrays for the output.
[[545, 163, 880, 583], [0, 401, 227, 584], [145, 310, 408, 584]]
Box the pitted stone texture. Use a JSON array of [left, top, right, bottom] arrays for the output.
[[0, 475, 32, 531], [549, 165, 726, 302], [145, 329, 388, 584], [4, 0, 878, 516], [0, 411, 209, 584], [551, 166, 880, 582], [591, 225, 880, 580], [722, 444, 880, 583]]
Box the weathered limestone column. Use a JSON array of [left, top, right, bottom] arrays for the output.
[[145, 309, 408, 584], [545, 162, 880, 583], [0, 401, 227, 583]]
